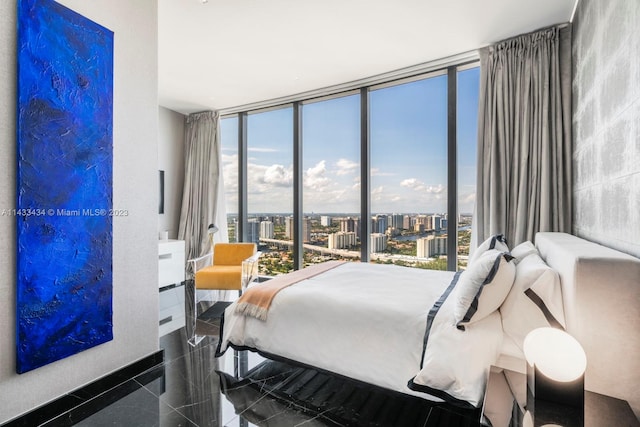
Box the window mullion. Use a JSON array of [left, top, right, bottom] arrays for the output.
[[446, 67, 458, 271], [238, 112, 248, 243], [293, 102, 303, 270], [360, 88, 370, 262]]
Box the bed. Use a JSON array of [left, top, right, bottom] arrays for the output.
[[535, 232, 640, 417], [216, 232, 640, 416]]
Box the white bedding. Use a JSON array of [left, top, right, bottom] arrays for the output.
[[217, 262, 504, 407]]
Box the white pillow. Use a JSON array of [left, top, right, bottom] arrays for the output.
[[499, 252, 566, 350], [510, 241, 538, 264], [469, 234, 509, 266], [454, 249, 516, 329]]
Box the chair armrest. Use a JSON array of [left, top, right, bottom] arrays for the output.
[[241, 251, 262, 290], [187, 252, 213, 276]]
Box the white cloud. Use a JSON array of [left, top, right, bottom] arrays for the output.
[[243, 162, 293, 212], [400, 178, 445, 195], [263, 164, 293, 187], [248, 147, 278, 153], [304, 160, 330, 191], [458, 190, 476, 214], [400, 178, 424, 190], [335, 158, 358, 176], [221, 153, 236, 164], [223, 154, 239, 193], [372, 185, 384, 202], [426, 184, 446, 194]]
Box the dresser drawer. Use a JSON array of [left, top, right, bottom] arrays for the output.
[[158, 239, 185, 288]]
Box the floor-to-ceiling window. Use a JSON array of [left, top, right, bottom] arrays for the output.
[[302, 94, 361, 266], [220, 63, 479, 276], [370, 73, 448, 270], [247, 107, 294, 275], [220, 116, 238, 242], [456, 66, 480, 269]]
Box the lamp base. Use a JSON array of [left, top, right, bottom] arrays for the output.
[[527, 362, 585, 407], [525, 387, 584, 427], [526, 364, 584, 427]]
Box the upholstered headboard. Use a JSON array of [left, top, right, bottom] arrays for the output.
[[535, 232, 640, 417]]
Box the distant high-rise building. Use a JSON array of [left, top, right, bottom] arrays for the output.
[[339, 217, 360, 238], [320, 216, 332, 227], [328, 231, 357, 249], [370, 233, 387, 253], [414, 223, 425, 233], [341, 217, 355, 233], [247, 219, 260, 244], [433, 235, 447, 256], [373, 214, 388, 234], [303, 217, 311, 243], [285, 216, 311, 242], [432, 215, 442, 232], [285, 216, 293, 239], [403, 215, 411, 230], [416, 235, 448, 258], [391, 214, 404, 230], [416, 215, 429, 228], [260, 221, 274, 239]]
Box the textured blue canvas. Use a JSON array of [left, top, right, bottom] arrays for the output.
[[16, 0, 114, 373]]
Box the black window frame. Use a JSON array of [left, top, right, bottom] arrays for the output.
[[222, 62, 478, 272]]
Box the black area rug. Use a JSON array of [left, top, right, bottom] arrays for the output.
[[220, 358, 480, 427]]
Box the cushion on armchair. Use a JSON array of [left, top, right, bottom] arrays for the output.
[[195, 243, 258, 290], [195, 265, 243, 290], [213, 243, 257, 265]]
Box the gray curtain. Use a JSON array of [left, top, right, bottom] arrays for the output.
[[474, 25, 572, 247], [178, 111, 220, 271]]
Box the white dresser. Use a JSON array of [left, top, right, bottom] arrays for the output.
[[158, 239, 186, 336], [158, 239, 185, 288]]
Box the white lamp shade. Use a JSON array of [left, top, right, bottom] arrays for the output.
[[523, 327, 587, 383]]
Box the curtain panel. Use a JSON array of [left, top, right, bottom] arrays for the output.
[[178, 110, 222, 273], [475, 25, 572, 247]]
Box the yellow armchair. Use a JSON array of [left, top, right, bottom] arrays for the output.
[[186, 242, 261, 347], [193, 243, 261, 293]]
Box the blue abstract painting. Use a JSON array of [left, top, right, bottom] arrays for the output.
[[16, 0, 114, 373]]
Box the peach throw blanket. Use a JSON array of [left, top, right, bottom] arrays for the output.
[[235, 260, 346, 320]]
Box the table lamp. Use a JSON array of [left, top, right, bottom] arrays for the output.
[[207, 223, 219, 245], [523, 327, 586, 426]]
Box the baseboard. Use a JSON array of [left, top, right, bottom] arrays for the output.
[[2, 350, 164, 427]]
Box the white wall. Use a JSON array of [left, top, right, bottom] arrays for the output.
[[158, 107, 185, 239], [0, 0, 159, 422]]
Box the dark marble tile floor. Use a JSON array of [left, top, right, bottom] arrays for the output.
[[26, 298, 481, 427]]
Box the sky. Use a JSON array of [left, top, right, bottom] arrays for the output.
[[221, 66, 479, 216]]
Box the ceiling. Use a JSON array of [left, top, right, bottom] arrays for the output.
[[158, 0, 577, 114]]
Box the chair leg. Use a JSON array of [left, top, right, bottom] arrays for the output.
[[186, 280, 204, 347]]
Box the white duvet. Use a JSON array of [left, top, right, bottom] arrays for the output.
[[217, 262, 503, 407]]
